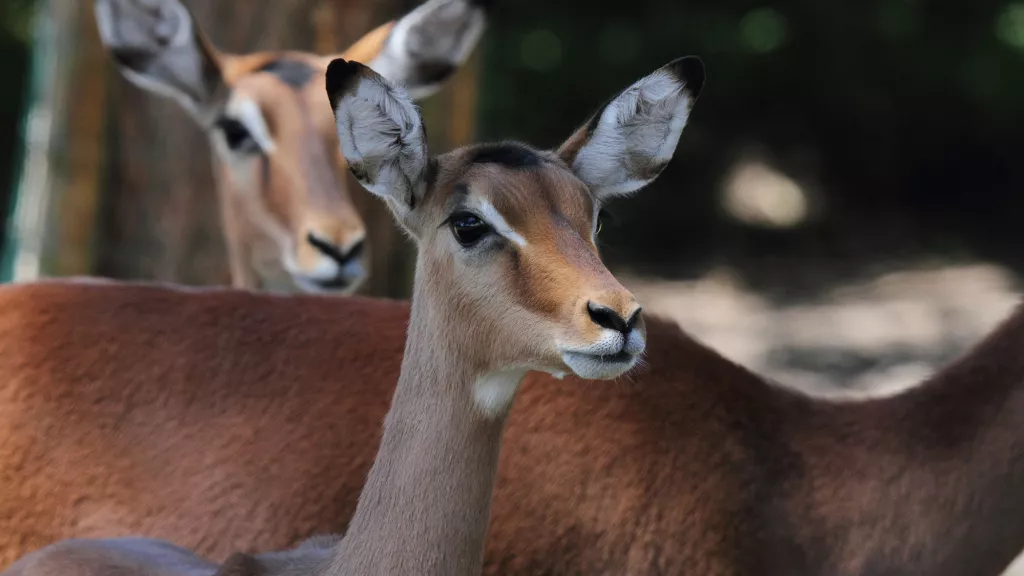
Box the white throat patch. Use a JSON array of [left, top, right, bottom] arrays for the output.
[[473, 369, 527, 419]]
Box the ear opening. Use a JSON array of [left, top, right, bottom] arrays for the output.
[[335, 0, 490, 101], [557, 56, 705, 200], [95, 0, 227, 123], [326, 59, 429, 223]]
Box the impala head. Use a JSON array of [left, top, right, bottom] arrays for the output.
[[327, 57, 703, 380], [94, 0, 488, 293]]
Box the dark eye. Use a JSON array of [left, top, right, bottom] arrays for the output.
[[596, 208, 611, 236], [450, 212, 491, 247], [216, 117, 258, 153]]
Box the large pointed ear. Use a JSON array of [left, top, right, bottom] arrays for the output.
[[336, 0, 490, 101], [557, 56, 705, 200], [94, 0, 227, 123], [326, 59, 429, 226]]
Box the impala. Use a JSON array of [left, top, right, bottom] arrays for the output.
[[96, 0, 488, 293], [2, 56, 703, 576]]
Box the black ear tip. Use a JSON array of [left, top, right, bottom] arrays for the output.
[[325, 58, 364, 111], [667, 56, 705, 99]]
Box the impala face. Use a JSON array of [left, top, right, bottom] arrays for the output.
[[95, 0, 489, 293], [327, 56, 704, 379], [412, 147, 648, 380], [211, 59, 367, 292]]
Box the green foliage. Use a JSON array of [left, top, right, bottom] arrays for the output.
[[739, 8, 787, 53], [0, 0, 35, 260], [0, 0, 38, 43]]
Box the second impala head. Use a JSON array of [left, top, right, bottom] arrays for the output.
[[209, 71, 368, 293], [94, 0, 491, 293]]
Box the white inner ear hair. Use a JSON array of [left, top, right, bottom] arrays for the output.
[[95, 0, 207, 117], [573, 70, 693, 198], [95, 0, 195, 56], [334, 76, 427, 209], [368, 0, 486, 100]]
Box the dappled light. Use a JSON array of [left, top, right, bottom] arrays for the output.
[[721, 157, 809, 229]]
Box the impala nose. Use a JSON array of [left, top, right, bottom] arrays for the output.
[[307, 233, 364, 266], [586, 302, 642, 335]]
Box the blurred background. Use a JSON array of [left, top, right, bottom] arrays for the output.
[[2, 0, 1024, 395]]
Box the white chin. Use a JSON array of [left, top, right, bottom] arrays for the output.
[[561, 351, 638, 380], [292, 274, 362, 295]]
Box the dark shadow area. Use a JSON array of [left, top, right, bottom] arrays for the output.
[[0, 0, 35, 256], [477, 0, 1024, 301]]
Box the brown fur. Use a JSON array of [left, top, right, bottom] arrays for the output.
[[3, 281, 1024, 574]]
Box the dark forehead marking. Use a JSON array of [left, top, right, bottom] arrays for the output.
[[257, 58, 316, 89], [452, 182, 470, 199], [467, 142, 543, 169]]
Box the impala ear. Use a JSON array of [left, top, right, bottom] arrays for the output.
[[557, 56, 705, 200], [336, 0, 491, 101], [326, 59, 429, 225], [94, 0, 226, 123]]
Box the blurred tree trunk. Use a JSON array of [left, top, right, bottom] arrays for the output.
[[4, 0, 106, 280], [52, 2, 107, 276]]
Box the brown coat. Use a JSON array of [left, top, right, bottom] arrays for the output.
[[2, 280, 1023, 575]]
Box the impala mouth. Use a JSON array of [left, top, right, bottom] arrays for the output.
[[294, 263, 366, 294], [311, 276, 353, 290], [560, 349, 639, 380], [571, 350, 633, 364], [559, 329, 645, 380], [291, 253, 366, 294]]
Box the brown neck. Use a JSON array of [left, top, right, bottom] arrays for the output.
[[326, 273, 521, 576]]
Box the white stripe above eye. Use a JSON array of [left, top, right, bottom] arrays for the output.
[[474, 198, 527, 248], [223, 95, 277, 154]]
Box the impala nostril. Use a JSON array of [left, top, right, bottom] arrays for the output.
[[307, 233, 364, 266], [626, 307, 643, 331], [587, 301, 631, 334], [342, 239, 365, 263]]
